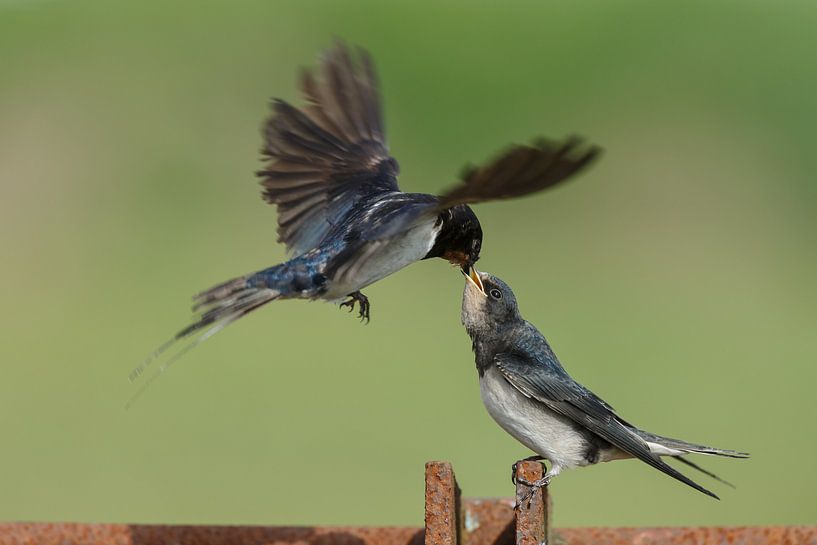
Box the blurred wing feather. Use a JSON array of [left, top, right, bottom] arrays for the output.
[[258, 41, 400, 255], [437, 137, 600, 209]]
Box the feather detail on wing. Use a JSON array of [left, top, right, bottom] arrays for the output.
[[322, 193, 440, 286], [493, 352, 720, 499], [437, 137, 600, 210], [258, 40, 400, 255]]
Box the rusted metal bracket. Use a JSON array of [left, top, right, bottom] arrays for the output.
[[1, 461, 815, 545], [424, 461, 817, 545], [424, 460, 550, 545]]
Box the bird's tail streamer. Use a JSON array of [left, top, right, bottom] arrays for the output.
[[126, 275, 280, 409], [673, 456, 737, 488], [636, 429, 749, 489], [640, 431, 750, 459]]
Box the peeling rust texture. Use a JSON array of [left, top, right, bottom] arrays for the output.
[[514, 460, 549, 545], [424, 461, 460, 545], [461, 498, 514, 545], [557, 526, 817, 545], [0, 523, 424, 545]]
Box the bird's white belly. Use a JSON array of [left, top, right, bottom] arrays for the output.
[[480, 366, 590, 471], [326, 220, 440, 299]]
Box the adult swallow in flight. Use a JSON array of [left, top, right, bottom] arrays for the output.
[[129, 42, 599, 395]]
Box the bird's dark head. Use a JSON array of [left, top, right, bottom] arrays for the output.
[[423, 205, 483, 272], [461, 269, 520, 335]]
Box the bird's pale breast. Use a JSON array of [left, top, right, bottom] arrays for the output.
[[325, 219, 441, 299], [479, 365, 593, 471]]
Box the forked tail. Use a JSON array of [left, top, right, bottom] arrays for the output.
[[126, 275, 279, 408], [127, 260, 325, 408], [638, 429, 749, 490]]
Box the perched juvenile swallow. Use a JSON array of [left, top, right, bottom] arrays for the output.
[[461, 269, 748, 502], [129, 42, 599, 393]]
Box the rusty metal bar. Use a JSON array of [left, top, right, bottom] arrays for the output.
[[0, 523, 424, 545], [6, 520, 817, 545], [513, 460, 550, 545], [558, 526, 817, 545], [2, 459, 816, 545], [424, 461, 460, 545], [1, 521, 816, 545], [461, 498, 514, 545]]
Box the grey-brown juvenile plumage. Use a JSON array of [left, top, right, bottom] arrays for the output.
[[461, 269, 748, 502]]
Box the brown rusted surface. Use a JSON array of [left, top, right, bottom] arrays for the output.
[[0, 523, 424, 545], [461, 498, 514, 545], [2, 522, 816, 545], [514, 460, 550, 545], [558, 526, 817, 545], [424, 461, 460, 545]]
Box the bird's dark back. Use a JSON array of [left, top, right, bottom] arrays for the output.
[[472, 319, 565, 377]]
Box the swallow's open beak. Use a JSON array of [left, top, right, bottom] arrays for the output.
[[463, 265, 486, 295]]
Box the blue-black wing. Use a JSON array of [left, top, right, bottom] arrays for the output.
[[324, 193, 440, 284], [325, 137, 604, 283], [493, 351, 719, 499], [258, 41, 400, 255], [335, 137, 604, 261]]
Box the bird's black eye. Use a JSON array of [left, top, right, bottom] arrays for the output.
[[490, 288, 502, 299]]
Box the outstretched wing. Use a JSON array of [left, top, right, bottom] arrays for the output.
[[327, 137, 603, 284], [493, 352, 719, 499], [258, 41, 400, 255], [436, 137, 600, 210]]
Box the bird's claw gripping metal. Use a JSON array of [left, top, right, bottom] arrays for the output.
[[510, 455, 545, 485], [339, 291, 370, 323], [510, 455, 548, 510], [513, 474, 551, 510]]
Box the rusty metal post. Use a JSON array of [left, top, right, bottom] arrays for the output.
[[514, 460, 551, 545], [424, 461, 461, 545]]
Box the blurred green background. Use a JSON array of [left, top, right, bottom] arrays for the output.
[[2, 0, 816, 529]]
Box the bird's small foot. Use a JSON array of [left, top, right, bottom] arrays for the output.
[[513, 475, 551, 510], [339, 298, 355, 313], [510, 455, 545, 485], [339, 291, 370, 323]]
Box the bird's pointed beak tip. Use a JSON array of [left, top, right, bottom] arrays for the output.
[[464, 265, 486, 295]]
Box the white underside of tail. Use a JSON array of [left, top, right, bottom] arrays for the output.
[[646, 442, 686, 457]]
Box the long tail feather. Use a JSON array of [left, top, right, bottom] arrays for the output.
[[674, 456, 737, 488], [634, 429, 748, 495], [126, 276, 279, 408], [638, 430, 750, 459]]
